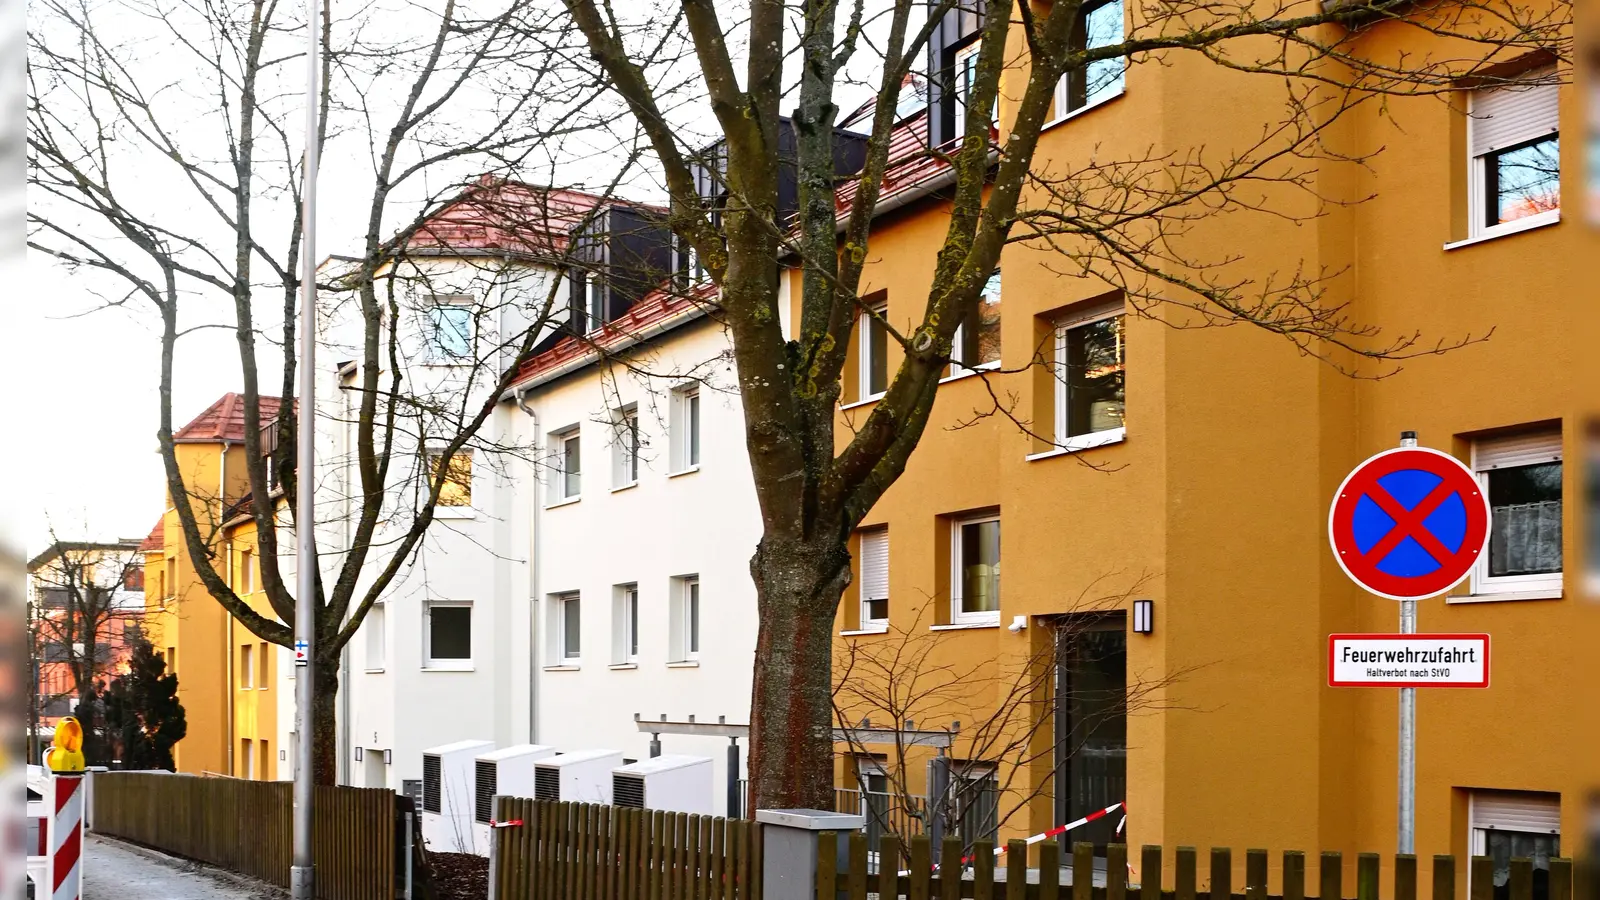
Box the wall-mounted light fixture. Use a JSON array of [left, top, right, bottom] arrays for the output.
[[1132, 599, 1155, 635], [354, 746, 364, 762], [383, 749, 393, 765]]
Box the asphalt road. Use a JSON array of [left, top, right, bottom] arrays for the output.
[[81, 835, 284, 900]]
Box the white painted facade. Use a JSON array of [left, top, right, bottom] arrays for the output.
[[511, 305, 763, 818], [298, 251, 559, 797]]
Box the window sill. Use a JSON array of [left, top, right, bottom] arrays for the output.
[[544, 496, 581, 510], [841, 626, 889, 637], [931, 621, 1000, 632], [542, 664, 581, 672], [432, 506, 476, 520], [1025, 428, 1127, 461], [666, 660, 700, 669], [668, 466, 701, 479], [1443, 211, 1560, 250], [608, 663, 638, 670], [422, 663, 475, 672], [840, 394, 884, 412], [940, 362, 1000, 384], [610, 482, 639, 494], [363, 668, 385, 674], [1041, 88, 1126, 133], [1446, 588, 1563, 604]]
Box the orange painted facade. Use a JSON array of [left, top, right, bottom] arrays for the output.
[[829, 2, 1595, 877]]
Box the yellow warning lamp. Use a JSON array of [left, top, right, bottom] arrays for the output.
[[45, 716, 86, 773]]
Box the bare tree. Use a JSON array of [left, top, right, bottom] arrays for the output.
[[26, 0, 645, 781], [555, 0, 1570, 809], [26, 531, 146, 764], [832, 575, 1187, 858]]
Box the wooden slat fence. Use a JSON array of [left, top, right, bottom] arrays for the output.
[[92, 771, 395, 900], [820, 836, 1594, 900], [490, 797, 764, 900]]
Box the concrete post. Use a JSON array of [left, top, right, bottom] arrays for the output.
[[926, 754, 949, 849], [757, 809, 865, 900]]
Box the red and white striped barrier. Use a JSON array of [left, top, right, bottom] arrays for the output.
[[899, 801, 1127, 876], [47, 772, 85, 900]]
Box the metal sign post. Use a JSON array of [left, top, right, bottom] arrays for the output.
[[291, 0, 320, 889], [1327, 430, 1493, 856], [1396, 433, 1417, 856]]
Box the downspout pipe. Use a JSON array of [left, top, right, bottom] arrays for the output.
[[515, 387, 540, 744]]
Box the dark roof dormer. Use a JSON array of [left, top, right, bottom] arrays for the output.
[[685, 118, 871, 239], [563, 204, 675, 337], [926, 0, 987, 149]]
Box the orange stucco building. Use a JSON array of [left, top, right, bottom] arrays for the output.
[[828, 0, 1594, 882], [141, 393, 287, 779]]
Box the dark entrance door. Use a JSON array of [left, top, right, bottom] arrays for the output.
[[1054, 616, 1128, 853]]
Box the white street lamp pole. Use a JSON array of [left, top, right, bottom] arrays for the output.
[[291, 0, 320, 893]]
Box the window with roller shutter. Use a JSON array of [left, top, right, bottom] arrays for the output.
[[1467, 66, 1561, 238], [1469, 791, 1561, 900], [1467, 429, 1563, 600], [859, 528, 889, 628]]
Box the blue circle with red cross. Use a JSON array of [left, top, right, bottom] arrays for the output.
[[1328, 447, 1491, 601]]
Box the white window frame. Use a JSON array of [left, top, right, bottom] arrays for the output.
[[859, 527, 890, 631], [611, 405, 642, 489], [858, 300, 889, 402], [669, 575, 701, 664], [612, 584, 640, 666], [1465, 430, 1564, 600], [1466, 67, 1562, 241], [423, 600, 474, 671], [1051, 0, 1127, 124], [557, 593, 582, 662], [1053, 301, 1127, 452], [587, 273, 607, 332], [670, 384, 702, 474], [365, 602, 387, 673], [950, 514, 1002, 626], [240, 643, 254, 689], [950, 270, 1002, 377], [549, 426, 582, 504], [426, 446, 475, 516], [425, 295, 475, 363], [952, 42, 981, 139]]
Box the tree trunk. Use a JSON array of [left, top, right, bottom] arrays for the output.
[[312, 661, 340, 785], [746, 534, 853, 812]]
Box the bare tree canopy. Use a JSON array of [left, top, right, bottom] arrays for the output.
[[553, 0, 1570, 810], [27, 0, 645, 781], [26, 531, 146, 763]]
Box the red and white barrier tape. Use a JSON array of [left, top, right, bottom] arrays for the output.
[[897, 801, 1127, 876], [489, 819, 523, 829]]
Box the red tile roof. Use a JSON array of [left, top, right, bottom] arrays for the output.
[[510, 111, 973, 389], [512, 282, 720, 386], [172, 394, 287, 444], [834, 110, 971, 217], [406, 177, 664, 257], [138, 520, 163, 552]]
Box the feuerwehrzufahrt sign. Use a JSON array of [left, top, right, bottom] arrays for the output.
[[1327, 633, 1490, 688]]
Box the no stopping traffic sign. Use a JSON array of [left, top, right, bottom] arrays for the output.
[[1328, 447, 1491, 601]]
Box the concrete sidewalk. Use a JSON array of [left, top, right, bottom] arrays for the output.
[[82, 834, 285, 900]]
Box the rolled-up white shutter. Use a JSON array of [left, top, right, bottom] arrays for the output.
[[1471, 790, 1561, 834], [860, 528, 889, 602], [1472, 430, 1562, 470], [1470, 67, 1560, 157]]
